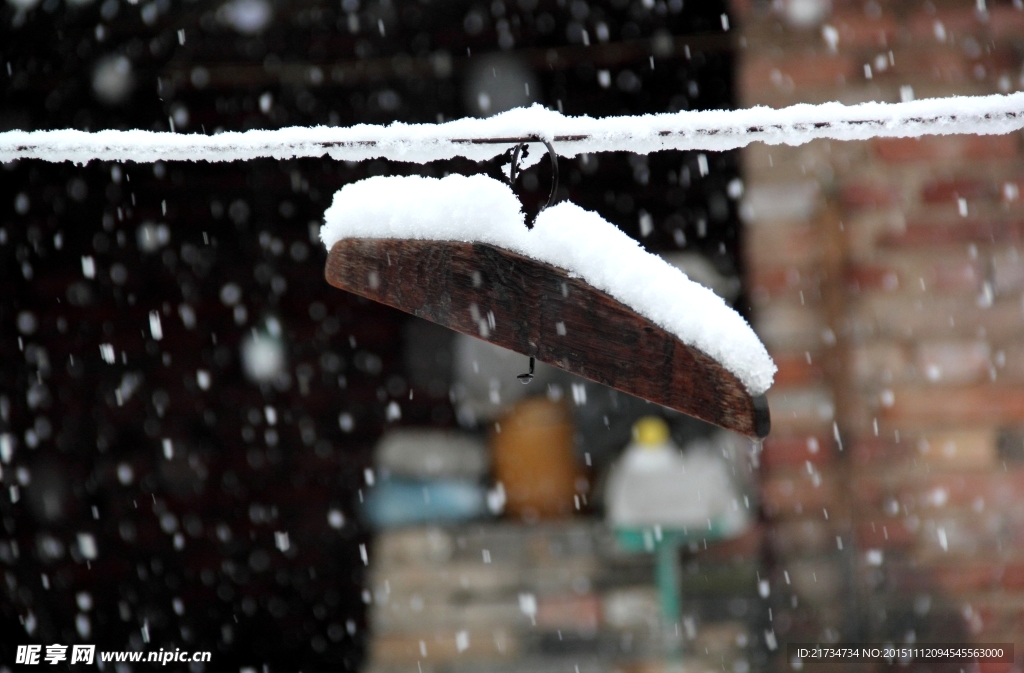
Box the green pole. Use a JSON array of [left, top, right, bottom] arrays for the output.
[[655, 534, 683, 658]]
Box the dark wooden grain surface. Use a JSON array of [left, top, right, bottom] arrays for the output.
[[326, 238, 770, 438]]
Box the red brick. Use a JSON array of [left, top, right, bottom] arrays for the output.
[[740, 55, 856, 94], [849, 342, 909, 384], [1002, 179, 1024, 203], [370, 629, 520, 664], [764, 385, 836, 432], [727, 0, 754, 20], [921, 178, 998, 204], [830, 12, 899, 48], [992, 249, 1024, 294], [880, 385, 1024, 426], [873, 135, 1020, 163], [930, 260, 980, 293], [940, 472, 1024, 509], [880, 219, 1024, 247], [851, 438, 898, 466], [883, 562, 1024, 602], [988, 6, 1024, 41], [883, 47, 1019, 86], [748, 265, 823, 306], [743, 180, 821, 222], [905, 8, 984, 42], [928, 258, 986, 292], [925, 176, 1024, 207], [848, 293, 1024, 343], [769, 518, 839, 556], [536, 593, 600, 629], [925, 562, 1001, 593], [915, 339, 992, 385], [762, 470, 842, 518], [853, 519, 916, 549], [771, 352, 826, 388], [768, 605, 845, 641], [914, 48, 975, 84], [755, 302, 827, 351], [845, 264, 900, 293], [746, 223, 822, 266], [853, 471, 1024, 513], [997, 343, 1024, 382], [854, 429, 998, 469], [786, 558, 846, 605], [922, 428, 997, 467], [851, 432, 995, 469], [697, 525, 763, 560], [750, 266, 805, 295], [998, 562, 1024, 590], [978, 663, 1014, 673], [840, 181, 903, 210], [847, 257, 983, 295], [848, 472, 887, 506], [967, 594, 1024, 629], [761, 434, 834, 469]]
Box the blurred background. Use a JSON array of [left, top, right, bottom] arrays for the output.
[[1, 0, 1023, 671]]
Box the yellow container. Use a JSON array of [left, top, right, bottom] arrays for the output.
[[492, 398, 578, 521]]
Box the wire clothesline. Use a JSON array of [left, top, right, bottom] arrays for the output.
[[2, 92, 1024, 166]]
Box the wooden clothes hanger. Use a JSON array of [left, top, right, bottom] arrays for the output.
[[325, 141, 771, 439]]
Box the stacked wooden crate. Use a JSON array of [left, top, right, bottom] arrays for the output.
[[361, 521, 766, 673]]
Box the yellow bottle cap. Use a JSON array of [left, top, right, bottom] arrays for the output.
[[632, 416, 670, 447]]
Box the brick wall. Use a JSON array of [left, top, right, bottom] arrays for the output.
[[734, 0, 1024, 656]]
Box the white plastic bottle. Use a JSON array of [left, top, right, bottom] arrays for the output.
[[605, 416, 747, 536]]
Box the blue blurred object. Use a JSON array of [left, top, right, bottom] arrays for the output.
[[362, 477, 489, 528]]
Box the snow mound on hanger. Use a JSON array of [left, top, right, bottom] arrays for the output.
[[528, 203, 775, 396], [320, 174, 530, 249], [321, 174, 776, 396]]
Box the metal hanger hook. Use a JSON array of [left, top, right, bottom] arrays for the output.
[[517, 356, 535, 384], [509, 142, 528, 185], [538, 138, 559, 213], [507, 137, 560, 228]]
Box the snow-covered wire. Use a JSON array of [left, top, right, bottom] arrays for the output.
[[2, 92, 1023, 165]]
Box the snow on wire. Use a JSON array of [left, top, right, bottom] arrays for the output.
[[2, 92, 1024, 165]]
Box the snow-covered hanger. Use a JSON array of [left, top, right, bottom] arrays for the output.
[[4, 93, 1024, 437], [321, 172, 774, 438]]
